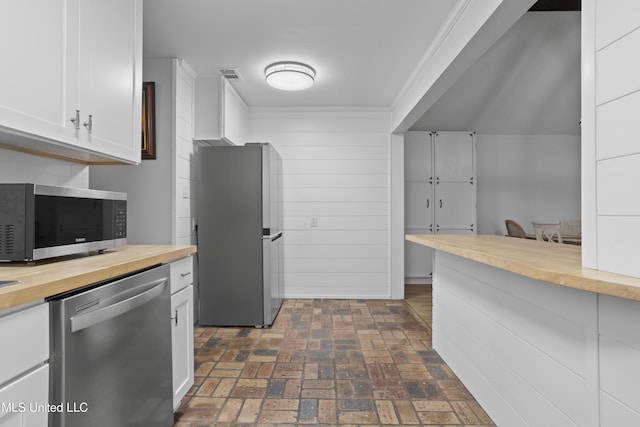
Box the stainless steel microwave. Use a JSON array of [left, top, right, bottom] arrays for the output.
[[0, 184, 126, 261]]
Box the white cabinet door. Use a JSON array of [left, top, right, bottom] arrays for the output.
[[76, 0, 142, 163], [435, 182, 476, 231], [404, 132, 433, 181], [0, 0, 76, 143], [0, 364, 49, 427], [434, 132, 475, 182], [171, 284, 194, 410], [405, 181, 434, 230], [193, 76, 248, 145], [222, 80, 239, 144], [0, 303, 49, 386]]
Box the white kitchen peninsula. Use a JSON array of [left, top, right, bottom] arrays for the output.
[[407, 234, 640, 427]]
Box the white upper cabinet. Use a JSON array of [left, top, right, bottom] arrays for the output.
[[404, 131, 433, 182], [74, 0, 142, 163], [0, 0, 73, 143], [433, 132, 475, 182], [0, 0, 142, 164], [193, 76, 248, 145]]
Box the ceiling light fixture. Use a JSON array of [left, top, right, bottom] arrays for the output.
[[264, 61, 316, 91]]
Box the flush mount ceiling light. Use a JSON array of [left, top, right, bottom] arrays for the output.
[[264, 61, 316, 91]]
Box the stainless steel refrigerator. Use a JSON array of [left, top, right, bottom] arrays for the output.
[[197, 143, 284, 327]]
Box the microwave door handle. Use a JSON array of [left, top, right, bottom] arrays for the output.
[[70, 278, 167, 333]]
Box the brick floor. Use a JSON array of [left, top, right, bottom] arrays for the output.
[[173, 298, 495, 426]]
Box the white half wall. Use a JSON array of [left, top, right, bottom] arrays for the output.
[[433, 251, 600, 427], [249, 109, 392, 299], [476, 134, 581, 236]]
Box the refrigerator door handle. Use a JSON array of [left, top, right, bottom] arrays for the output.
[[262, 231, 283, 242]]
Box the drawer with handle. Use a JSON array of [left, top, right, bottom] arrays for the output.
[[170, 256, 193, 294]]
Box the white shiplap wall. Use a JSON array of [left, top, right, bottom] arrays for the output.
[[433, 251, 600, 427], [0, 148, 89, 188], [590, 0, 640, 278], [249, 109, 392, 299], [174, 59, 197, 246]]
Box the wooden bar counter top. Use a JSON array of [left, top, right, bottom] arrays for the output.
[[0, 245, 197, 310], [406, 234, 640, 302]]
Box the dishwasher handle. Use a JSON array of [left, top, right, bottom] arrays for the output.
[[70, 278, 168, 333]]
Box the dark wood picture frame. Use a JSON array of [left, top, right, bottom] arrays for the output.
[[142, 82, 156, 159]]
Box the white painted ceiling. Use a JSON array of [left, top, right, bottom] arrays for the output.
[[410, 11, 581, 135], [142, 0, 458, 108], [144, 3, 580, 135]]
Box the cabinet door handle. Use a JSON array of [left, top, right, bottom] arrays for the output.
[[180, 272, 192, 278], [171, 309, 179, 326], [83, 115, 93, 133], [439, 199, 443, 208], [70, 110, 80, 130], [426, 199, 429, 208]]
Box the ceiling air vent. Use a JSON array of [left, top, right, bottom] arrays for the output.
[[217, 68, 242, 81]]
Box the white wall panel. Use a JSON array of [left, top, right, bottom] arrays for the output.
[[597, 216, 640, 278], [174, 60, 197, 245], [599, 295, 640, 349], [601, 393, 640, 427], [283, 188, 388, 203], [596, 28, 640, 105], [282, 174, 388, 188], [283, 159, 388, 175], [592, 0, 640, 279], [283, 202, 387, 216], [250, 109, 391, 298], [283, 244, 387, 259], [599, 335, 640, 412], [599, 295, 640, 419], [596, 91, 640, 160], [433, 332, 529, 427], [595, 0, 640, 49], [286, 259, 388, 273], [276, 145, 388, 160], [254, 132, 388, 147], [436, 306, 581, 427], [436, 260, 591, 377], [597, 155, 640, 215], [433, 251, 599, 427], [286, 216, 388, 230], [284, 230, 387, 245]]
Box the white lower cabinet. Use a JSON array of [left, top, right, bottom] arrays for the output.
[[0, 364, 49, 427], [0, 303, 49, 426], [170, 257, 194, 410]]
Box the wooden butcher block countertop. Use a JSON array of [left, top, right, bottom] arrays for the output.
[[406, 234, 640, 302], [0, 245, 197, 310]]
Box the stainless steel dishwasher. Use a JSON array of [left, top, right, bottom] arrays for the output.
[[48, 264, 173, 427]]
